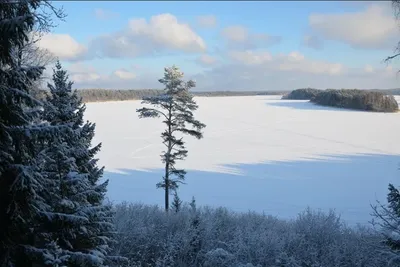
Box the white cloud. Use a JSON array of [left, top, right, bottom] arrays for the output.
[[228, 50, 344, 76], [221, 26, 248, 42], [190, 49, 400, 91], [68, 63, 101, 83], [129, 14, 206, 51], [276, 52, 344, 75], [94, 8, 119, 20], [221, 25, 282, 49], [90, 13, 207, 58], [229, 50, 272, 65], [63, 49, 399, 92], [113, 69, 137, 80], [193, 63, 398, 92], [364, 65, 374, 73], [37, 33, 88, 61], [196, 54, 218, 66], [308, 3, 398, 49], [63, 63, 159, 89], [196, 15, 217, 28]]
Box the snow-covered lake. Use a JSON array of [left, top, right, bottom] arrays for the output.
[[85, 95, 400, 226]]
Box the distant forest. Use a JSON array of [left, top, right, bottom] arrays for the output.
[[33, 88, 400, 103], [33, 89, 288, 102], [283, 88, 399, 112]]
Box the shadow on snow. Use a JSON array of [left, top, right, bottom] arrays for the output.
[[103, 153, 400, 227]]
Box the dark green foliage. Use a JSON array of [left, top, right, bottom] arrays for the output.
[[0, 1, 57, 266], [385, 184, 400, 251], [0, 0, 39, 66], [372, 183, 400, 255], [282, 88, 322, 100], [171, 191, 183, 213], [311, 89, 399, 112], [42, 61, 120, 266], [283, 88, 400, 101]]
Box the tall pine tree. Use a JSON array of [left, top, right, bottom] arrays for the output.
[[137, 65, 206, 211], [42, 61, 117, 266]]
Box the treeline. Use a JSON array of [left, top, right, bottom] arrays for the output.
[[283, 88, 399, 112], [76, 88, 400, 103], [374, 88, 400, 95], [112, 203, 393, 267], [77, 89, 289, 102], [284, 88, 400, 99], [34, 89, 289, 103], [282, 88, 321, 100], [35, 88, 400, 104], [40, 88, 400, 104]]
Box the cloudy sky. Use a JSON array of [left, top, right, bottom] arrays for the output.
[[40, 1, 400, 91]]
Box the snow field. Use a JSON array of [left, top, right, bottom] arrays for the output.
[[85, 95, 400, 225]]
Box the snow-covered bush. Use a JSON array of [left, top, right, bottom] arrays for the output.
[[203, 248, 235, 267], [112, 203, 391, 267]]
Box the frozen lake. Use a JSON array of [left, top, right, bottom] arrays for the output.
[[85, 95, 400, 226]]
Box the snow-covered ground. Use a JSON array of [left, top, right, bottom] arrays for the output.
[[85, 95, 400, 226]]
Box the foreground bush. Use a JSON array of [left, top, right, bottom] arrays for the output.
[[282, 88, 323, 100], [311, 89, 399, 112], [112, 203, 392, 267]]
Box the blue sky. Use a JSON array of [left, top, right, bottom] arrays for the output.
[[38, 1, 400, 90]]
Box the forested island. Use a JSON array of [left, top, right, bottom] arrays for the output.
[[282, 88, 399, 112]]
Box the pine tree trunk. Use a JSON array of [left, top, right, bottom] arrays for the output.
[[165, 103, 173, 212], [165, 162, 169, 212]]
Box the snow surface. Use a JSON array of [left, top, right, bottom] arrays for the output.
[[84, 95, 400, 226]]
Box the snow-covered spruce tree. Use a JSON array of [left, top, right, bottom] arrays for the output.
[[371, 184, 400, 263], [0, 1, 64, 266], [137, 65, 206, 211], [42, 61, 121, 266], [171, 191, 183, 213]]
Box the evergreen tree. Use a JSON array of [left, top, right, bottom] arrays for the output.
[[137, 65, 206, 211], [190, 196, 196, 212], [0, 1, 63, 266], [372, 184, 400, 257], [377, 2, 400, 260], [187, 196, 203, 266], [42, 61, 118, 266], [171, 191, 182, 213]]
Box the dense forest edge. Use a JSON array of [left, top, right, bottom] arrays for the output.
[[282, 88, 399, 112], [34, 87, 400, 103], [33, 89, 289, 103]]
